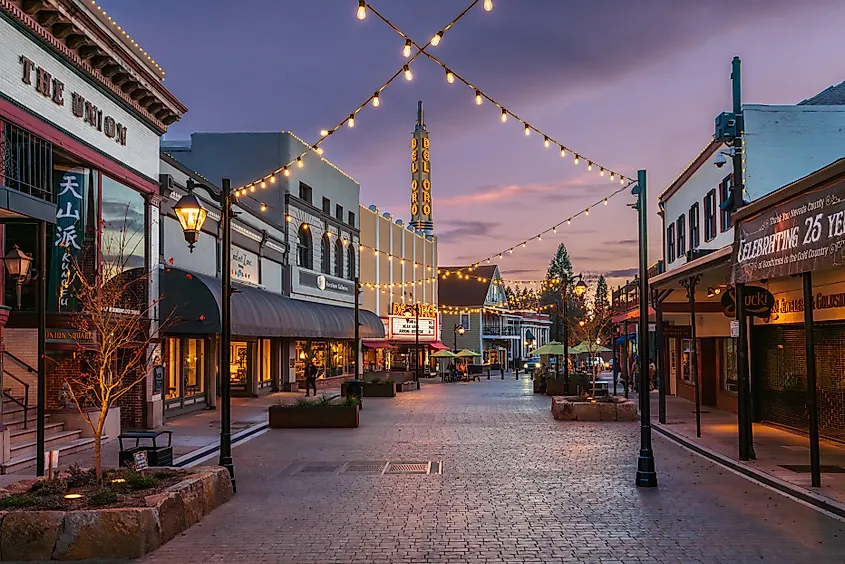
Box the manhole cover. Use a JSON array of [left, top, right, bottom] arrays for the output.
[[300, 464, 342, 474], [779, 464, 845, 473], [344, 462, 388, 473], [385, 462, 430, 474]]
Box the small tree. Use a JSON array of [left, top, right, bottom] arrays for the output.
[[64, 221, 166, 483], [569, 297, 614, 397]]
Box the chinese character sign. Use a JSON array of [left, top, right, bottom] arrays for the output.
[[50, 168, 86, 311]]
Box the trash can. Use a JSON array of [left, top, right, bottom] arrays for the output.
[[346, 378, 364, 409]]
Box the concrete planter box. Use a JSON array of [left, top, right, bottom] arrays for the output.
[[0, 467, 232, 561], [551, 396, 638, 422], [396, 381, 419, 392], [268, 405, 359, 428]]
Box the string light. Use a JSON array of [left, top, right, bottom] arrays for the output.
[[260, 181, 266, 189], [313, 145, 323, 155], [270, 175, 276, 184], [501, 108, 508, 122], [446, 68, 455, 83], [372, 93, 380, 107], [585, 208, 590, 216], [544, 136, 550, 148], [348, 114, 355, 128], [574, 156, 580, 165], [484, 0, 493, 11], [357, 0, 366, 20], [404, 64, 413, 81], [403, 38, 412, 58], [604, 198, 609, 205], [524, 123, 530, 136], [560, 147, 566, 158], [475, 90, 483, 105], [296, 157, 303, 168], [431, 31, 443, 46], [260, 203, 267, 212], [283, 167, 290, 177], [320, 129, 329, 136]]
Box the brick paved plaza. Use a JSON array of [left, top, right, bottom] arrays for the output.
[[142, 379, 845, 563]]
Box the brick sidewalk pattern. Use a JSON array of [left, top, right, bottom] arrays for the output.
[[140, 378, 845, 564]]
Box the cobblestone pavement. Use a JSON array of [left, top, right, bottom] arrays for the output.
[[142, 378, 845, 564]]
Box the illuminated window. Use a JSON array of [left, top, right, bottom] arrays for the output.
[[297, 224, 312, 269]]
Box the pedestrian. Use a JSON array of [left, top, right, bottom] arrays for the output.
[[648, 357, 656, 391], [612, 359, 621, 389], [632, 356, 639, 392], [304, 359, 318, 397]]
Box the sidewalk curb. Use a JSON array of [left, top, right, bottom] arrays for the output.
[[652, 421, 845, 521], [173, 421, 269, 468]]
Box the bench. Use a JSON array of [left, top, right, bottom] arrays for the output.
[[118, 430, 174, 467]]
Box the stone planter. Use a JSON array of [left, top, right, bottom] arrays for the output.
[[550, 396, 638, 422], [268, 404, 359, 428], [545, 378, 568, 396], [396, 381, 419, 393], [0, 467, 232, 561]]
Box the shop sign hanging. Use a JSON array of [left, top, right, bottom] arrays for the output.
[[49, 168, 86, 312], [391, 302, 437, 318], [231, 247, 258, 282], [720, 286, 774, 318], [732, 177, 845, 283], [389, 316, 436, 338]]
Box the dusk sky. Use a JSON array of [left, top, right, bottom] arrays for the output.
[[102, 0, 845, 290]]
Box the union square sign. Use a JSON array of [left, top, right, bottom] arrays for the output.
[[732, 176, 845, 283]]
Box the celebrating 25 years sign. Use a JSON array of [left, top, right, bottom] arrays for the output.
[[732, 177, 845, 283]]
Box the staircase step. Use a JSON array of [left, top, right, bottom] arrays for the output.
[[10, 430, 83, 458], [1, 436, 107, 475], [9, 422, 65, 444], [2, 412, 45, 432]]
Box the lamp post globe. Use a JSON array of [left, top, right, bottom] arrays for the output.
[[574, 275, 588, 297], [3, 244, 33, 310], [173, 193, 208, 253]]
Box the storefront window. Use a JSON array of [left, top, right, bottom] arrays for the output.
[[101, 176, 146, 281], [669, 338, 678, 380], [722, 338, 738, 393], [295, 340, 352, 379], [230, 341, 249, 387], [260, 339, 272, 382], [681, 339, 692, 382], [182, 339, 204, 396], [165, 338, 180, 400]]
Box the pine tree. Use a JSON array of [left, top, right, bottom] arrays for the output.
[[594, 275, 609, 316], [540, 243, 576, 341]]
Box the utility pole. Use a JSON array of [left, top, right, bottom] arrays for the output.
[[354, 276, 360, 380], [219, 179, 236, 494]]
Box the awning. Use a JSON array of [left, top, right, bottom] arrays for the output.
[[160, 267, 384, 339], [615, 333, 637, 345], [362, 339, 395, 349], [428, 341, 449, 350]]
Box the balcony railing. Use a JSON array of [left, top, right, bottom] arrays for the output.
[[482, 326, 519, 336]]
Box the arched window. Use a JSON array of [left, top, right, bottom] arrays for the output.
[[321, 233, 331, 274], [334, 239, 344, 277], [347, 244, 356, 280], [297, 224, 312, 269]]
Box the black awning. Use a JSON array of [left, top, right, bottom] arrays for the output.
[[159, 266, 384, 339]]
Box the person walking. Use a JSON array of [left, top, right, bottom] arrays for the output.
[[648, 357, 657, 391], [304, 359, 318, 397]]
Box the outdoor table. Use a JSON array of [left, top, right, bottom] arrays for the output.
[[118, 430, 174, 467]]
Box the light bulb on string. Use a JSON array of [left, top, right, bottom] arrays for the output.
[[585, 208, 590, 216], [260, 203, 267, 212], [475, 90, 483, 105], [431, 31, 443, 46], [404, 65, 413, 81], [600, 168, 605, 177], [544, 136, 550, 148], [260, 181, 266, 188], [553, 226, 557, 233], [403, 38, 412, 58], [249, 185, 255, 192], [588, 162, 593, 171], [270, 175, 276, 184], [283, 166, 290, 177], [348, 114, 355, 128], [621, 177, 625, 185], [574, 156, 580, 165], [567, 218, 572, 225], [604, 198, 609, 205], [560, 147, 566, 158], [501, 108, 508, 122], [445, 68, 455, 84], [522, 242, 526, 247], [320, 129, 329, 136], [296, 157, 303, 168], [313, 145, 323, 155], [524, 123, 530, 136], [372, 92, 380, 107], [357, 0, 366, 20], [484, 0, 493, 11], [610, 172, 615, 181]]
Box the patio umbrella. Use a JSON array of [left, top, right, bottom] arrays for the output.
[[528, 341, 567, 356], [456, 349, 481, 357], [431, 350, 458, 358]]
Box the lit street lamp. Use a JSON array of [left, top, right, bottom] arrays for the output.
[[174, 178, 237, 494], [3, 244, 33, 309], [561, 274, 587, 383], [453, 324, 464, 352]]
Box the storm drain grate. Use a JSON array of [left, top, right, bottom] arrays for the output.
[[384, 462, 431, 474], [779, 464, 845, 473], [299, 464, 343, 474], [344, 462, 388, 473]]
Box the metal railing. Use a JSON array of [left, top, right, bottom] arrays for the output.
[[2, 351, 35, 429], [1, 122, 54, 203]]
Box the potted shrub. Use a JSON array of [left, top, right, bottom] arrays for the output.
[[268, 395, 360, 428]]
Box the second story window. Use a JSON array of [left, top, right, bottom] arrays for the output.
[[704, 189, 716, 241], [348, 210, 356, 227], [322, 197, 330, 215], [677, 215, 686, 258], [667, 224, 675, 262], [719, 175, 732, 232], [297, 224, 312, 269], [346, 244, 356, 280], [334, 238, 343, 277], [689, 203, 700, 250], [321, 233, 331, 274], [336, 204, 343, 221], [298, 182, 312, 205]]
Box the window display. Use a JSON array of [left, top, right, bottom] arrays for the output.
[[722, 338, 738, 393]]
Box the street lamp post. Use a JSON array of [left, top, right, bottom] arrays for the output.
[[633, 169, 657, 488], [415, 302, 421, 381], [453, 323, 464, 352], [174, 178, 237, 493]]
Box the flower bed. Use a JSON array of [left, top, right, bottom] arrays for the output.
[[269, 396, 360, 428], [551, 395, 638, 422], [0, 466, 232, 561]]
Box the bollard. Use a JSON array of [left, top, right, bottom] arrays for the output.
[[487, 368, 491, 380]]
